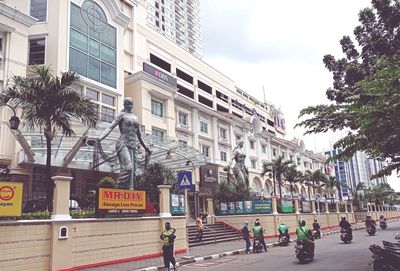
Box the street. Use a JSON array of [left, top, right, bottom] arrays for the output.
[[179, 221, 400, 271]]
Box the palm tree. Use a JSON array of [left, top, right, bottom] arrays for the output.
[[0, 66, 99, 210], [261, 155, 293, 199], [301, 170, 314, 200], [283, 165, 302, 197], [309, 170, 328, 196], [322, 175, 343, 201]]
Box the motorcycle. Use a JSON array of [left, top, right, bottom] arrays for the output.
[[340, 228, 352, 244], [369, 242, 400, 271], [312, 229, 321, 239], [367, 225, 377, 236], [253, 237, 263, 253], [295, 240, 314, 264], [379, 221, 387, 230], [279, 235, 290, 246]]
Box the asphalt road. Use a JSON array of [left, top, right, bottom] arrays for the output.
[[179, 221, 400, 271]]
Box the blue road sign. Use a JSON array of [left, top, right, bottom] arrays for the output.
[[178, 171, 192, 189]]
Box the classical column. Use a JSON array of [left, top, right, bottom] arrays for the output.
[[325, 201, 330, 213], [271, 196, 278, 214], [158, 185, 172, 217], [294, 199, 300, 214], [207, 198, 214, 224], [51, 176, 73, 220], [344, 201, 348, 213], [311, 200, 316, 214], [336, 201, 340, 213]]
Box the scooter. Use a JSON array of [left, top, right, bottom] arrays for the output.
[[379, 221, 387, 230], [312, 229, 321, 239], [253, 237, 263, 253], [340, 228, 352, 244], [369, 243, 400, 271], [367, 225, 377, 236], [279, 235, 290, 246], [295, 240, 314, 264]]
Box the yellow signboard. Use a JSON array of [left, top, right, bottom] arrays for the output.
[[0, 182, 23, 217], [98, 188, 146, 210]]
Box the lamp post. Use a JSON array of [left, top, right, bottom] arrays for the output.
[[268, 169, 276, 196], [2, 104, 20, 130]]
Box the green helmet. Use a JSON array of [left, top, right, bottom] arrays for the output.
[[299, 219, 306, 227]]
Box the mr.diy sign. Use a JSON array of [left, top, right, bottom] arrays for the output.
[[98, 188, 146, 214]]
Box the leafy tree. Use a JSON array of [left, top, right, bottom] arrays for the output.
[[283, 165, 302, 196], [211, 180, 251, 203], [321, 175, 343, 201], [261, 155, 293, 199], [0, 66, 99, 210], [365, 183, 398, 205], [296, 0, 400, 177], [137, 162, 177, 190]]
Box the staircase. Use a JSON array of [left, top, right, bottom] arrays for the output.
[[187, 222, 242, 247]]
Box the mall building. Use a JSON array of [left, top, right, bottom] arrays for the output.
[[0, 0, 326, 217]]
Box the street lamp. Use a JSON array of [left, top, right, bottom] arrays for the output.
[[3, 104, 20, 130], [268, 170, 276, 196]]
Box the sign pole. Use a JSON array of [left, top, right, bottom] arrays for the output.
[[185, 188, 190, 254]]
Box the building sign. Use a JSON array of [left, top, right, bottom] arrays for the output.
[[143, 62, 177, 87], [227, 202, 235, 214], [170, 193, 185, 214], [280, 200, 294, 213], [220, 202, 228, 215], [0, 182, 23, 216], [244, 201, 253, 213], [0, 164, 9, 176], [253, 199, 272, 214], [235, 201, 244, 214], [302, 201, 312, 213], [98, 188, 146, 213], [200, 164, 218, 188]]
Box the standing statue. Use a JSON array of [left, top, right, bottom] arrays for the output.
[[224, 140, 249, 185], [89, 97, 151, 189]]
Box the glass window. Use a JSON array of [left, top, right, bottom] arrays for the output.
[[102, 93, 115, 106], [200, 121, 208, 133], [262, 145, 267, 153], [151, 99, 163, 117], [152, 128, 165, 140], [250, 140, 255, 149], [178, 139, 187, 150], [178, 112, 187, 126], [28, 38, 45, 65], [273, 148, 277, 156], [101, 107, 114, 123], [251, 160, 256, 169], [69, 3, 116, 88], [30, 0, 47, 22], [86, 89, 99, 101], [219, 128, 227, 139], [202, 145, 209, 157], [220, 151, 227, 162]]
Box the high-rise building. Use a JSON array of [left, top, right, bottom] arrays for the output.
[[325, 149, 387, 197], [146, 0, 202, 58]]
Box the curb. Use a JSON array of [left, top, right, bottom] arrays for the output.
[[134, 223, 394, 271]]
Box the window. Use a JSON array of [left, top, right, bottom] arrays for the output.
[[219, 128, 227, 140], [152, 128, 165, 140], [101, 107, 114, 123], [102, 93, 115, 106], [201, 145, 210, 157], [29, 38, 45, 65], [249, 140, 255, 149], [69, 3, 117, 88], [178, 139, 187, 150], [176, 68, 193, 84], [220, 151, 227, 162], [272, 148, 277, 157], [262, 145, 267, 153], [151, 99, 164, 117], [236, 135, 241, 142], [30, 0, 47, 22], [150, 53, 171, 72], [178, 112, 187, 126], [251, 160, 256, 169], [86, 89, 99, 101], [200, 121, 208, 133]]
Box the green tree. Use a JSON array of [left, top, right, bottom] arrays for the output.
[[137, 162, 177, 190], [296, 0, 400, 176], [0, 66, 99, 210], [283, 165, 302, 196], [261, 155, 293, 199]]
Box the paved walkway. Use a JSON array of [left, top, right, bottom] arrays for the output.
[[81, 223, 371, 271]]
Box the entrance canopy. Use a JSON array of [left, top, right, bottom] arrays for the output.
[[14, 125, 206, 173]]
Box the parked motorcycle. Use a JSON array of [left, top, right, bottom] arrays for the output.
[[253, 237, 263, 253], [340, 228, 352, 244], [367, 226, 377, 236], [312, 229, 321, 239], [279, 235, 289, 246], [379, 221, 387, 230], [295, 240, 314, 264], [369, 242, 400, 271]]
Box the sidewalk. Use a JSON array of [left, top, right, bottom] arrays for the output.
[[80, 222, 368, 271]]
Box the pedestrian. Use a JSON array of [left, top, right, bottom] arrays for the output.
[[196, 214, 203, 242], [160, 222, 176, 271], [242, 221, 251, 254]]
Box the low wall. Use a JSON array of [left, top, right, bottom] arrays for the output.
[[214, 211, 400, 237], [0, 216, 187, 271]]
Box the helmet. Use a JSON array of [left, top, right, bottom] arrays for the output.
[[255, 219, 260, 226], [165, 222, 171, 230], [299, 219, 306, 227]]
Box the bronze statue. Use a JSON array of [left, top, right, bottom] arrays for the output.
[[89, 97, 151, 189], [224, 140, 249, 185]]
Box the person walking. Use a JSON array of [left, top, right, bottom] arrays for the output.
[[242, 221, 251, 254], [160, 222, 176, 271], [196, 214, 204, 242]]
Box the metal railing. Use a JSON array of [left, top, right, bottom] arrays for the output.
[[189, 216, 216, 243], [211, 214, 241, 234]]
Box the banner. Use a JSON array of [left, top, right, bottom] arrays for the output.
[[235, 201, 244, 214], [220, 202, 228, 215], [302, 201, 312, 213], [98, 188, 146, 212], [0, 182, 23, 217], [200, 164, 219, 188], [227, 202, 235, 214], [244, 201, 253, 213], [253, 199, 272, 214], [280, 200, 294, 213], [170, 194, 185, 214]]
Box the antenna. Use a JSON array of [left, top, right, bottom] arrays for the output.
[[263, 85, 266, 104]]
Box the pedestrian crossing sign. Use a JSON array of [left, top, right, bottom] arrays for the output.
[[178, 171, 192, 189]]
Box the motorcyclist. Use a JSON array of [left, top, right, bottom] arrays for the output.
[[252, 219, 267, 252], [365, 215, 376, 230], [295, 219, 315, 256], [278, 223, 290, 242], [379, 214, 386, 223], [312, 219, 320, 231], [339, 217, 352, 239]]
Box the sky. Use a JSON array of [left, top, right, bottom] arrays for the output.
[[200, 0, 400, 192]]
